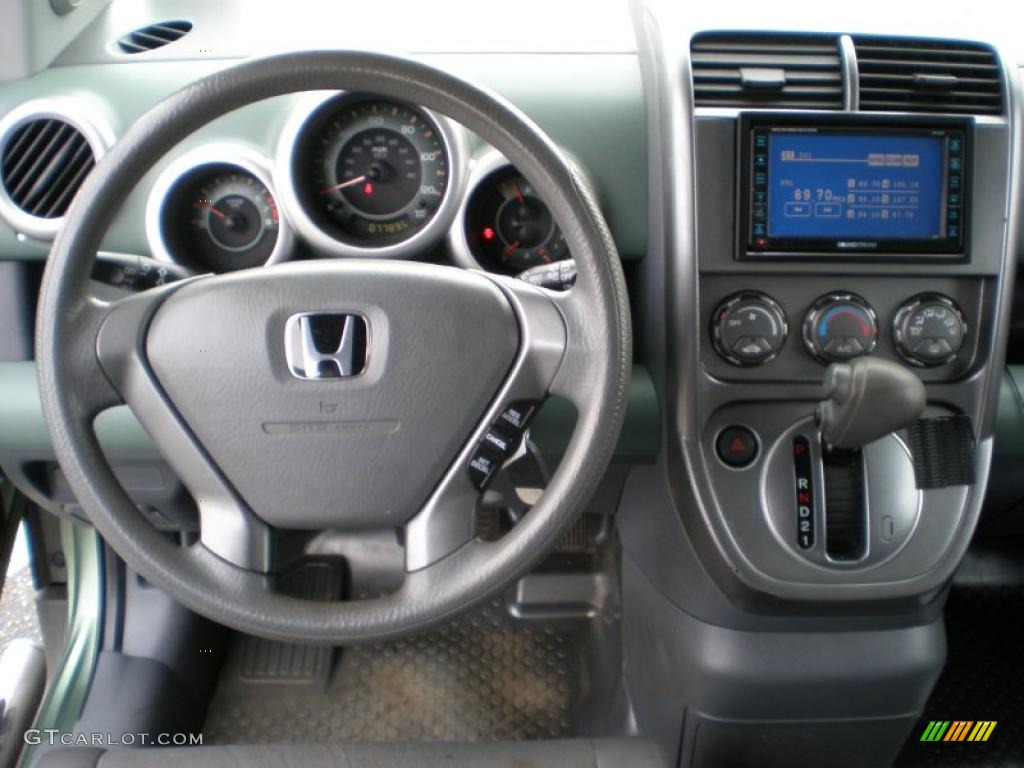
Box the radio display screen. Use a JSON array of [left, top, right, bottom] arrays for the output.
[[743, 119, 967, 258]]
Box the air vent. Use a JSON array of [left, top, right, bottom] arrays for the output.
[[0, 118, 96, 220], [853, 37, 1003, 115], [116, 20, 192, 54], [691, 33, 843, 109]]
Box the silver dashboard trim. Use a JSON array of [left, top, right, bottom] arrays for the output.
[[693, 106, 1009, 124], [0, 96, 116, 242], [446, 149, 513, 270], [838, 34, 859, 111], [274, 91, 467, 260], [143, 142, 293, 268]]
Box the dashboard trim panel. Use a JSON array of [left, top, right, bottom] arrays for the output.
[[447, 149, 512, 271]]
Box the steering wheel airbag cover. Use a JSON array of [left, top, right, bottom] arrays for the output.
[[146, 260, 518, 529]]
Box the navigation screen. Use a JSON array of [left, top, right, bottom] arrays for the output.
[[766, 132, 946, 241]]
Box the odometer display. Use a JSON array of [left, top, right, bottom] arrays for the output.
[[296, 96, 450, 247]]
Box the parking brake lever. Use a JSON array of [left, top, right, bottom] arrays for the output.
[[816, 357, 926, 449]]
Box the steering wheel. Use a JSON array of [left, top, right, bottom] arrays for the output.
[[36, 52, 631, 643]]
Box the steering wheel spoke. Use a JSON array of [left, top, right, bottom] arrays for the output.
[[51, 297, 125, 418], [544, 284, 612, 409], [96, 283, 273, 572], [404, 277, 567, 571]]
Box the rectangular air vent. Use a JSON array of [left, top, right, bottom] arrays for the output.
[[691, 33, 843, 110], [853, 37, 1003, 115]]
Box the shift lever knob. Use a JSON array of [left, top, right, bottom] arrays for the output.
[[817, 357, 926, 449]]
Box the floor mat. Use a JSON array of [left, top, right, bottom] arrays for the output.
[[895, 586, 1024, 766], [203, 597, 583, 743]]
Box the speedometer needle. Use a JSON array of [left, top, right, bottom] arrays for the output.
[[319, 175, 368, 195]]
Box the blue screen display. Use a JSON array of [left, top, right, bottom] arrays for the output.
[[766, 132, 945, 241]]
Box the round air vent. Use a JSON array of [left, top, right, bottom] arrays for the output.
[[0, 99, 112, 240], [1, 118, 94, 219], [116, 20, 192, 54]]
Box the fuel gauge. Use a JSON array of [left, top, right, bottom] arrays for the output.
[[462, 165, 569, 274]]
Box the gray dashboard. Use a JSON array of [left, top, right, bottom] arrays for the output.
[[2, 2, 1024, 766], [0, 0, 1020, 603], [0, 55, 647, 263]]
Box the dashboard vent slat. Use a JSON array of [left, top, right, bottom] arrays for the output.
[[852, 37, 1004, 115], [691, 33, 844, 109], [116, 20, 192, 54], [0, 117, 96, 220]]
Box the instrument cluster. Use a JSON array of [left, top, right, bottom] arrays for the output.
[[146, 94, 580, 275]]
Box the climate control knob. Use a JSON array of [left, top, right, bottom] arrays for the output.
[[711, 291, 788, 366], [892, 293, 966, 367], [803, 293, 878, 364]]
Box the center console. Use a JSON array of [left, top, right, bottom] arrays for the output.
[[619, 18, 1022, 767], [694, 102, 1009, 597]]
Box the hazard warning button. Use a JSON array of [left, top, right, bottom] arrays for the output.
[[715, 426, 758, 468]]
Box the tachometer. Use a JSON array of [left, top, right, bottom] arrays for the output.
[[186, 170, 279, 266], [290, 95, 453, 252], [147, 146, 291, 273]]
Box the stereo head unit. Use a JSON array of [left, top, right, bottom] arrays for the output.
[[739, 115, 970, 260]]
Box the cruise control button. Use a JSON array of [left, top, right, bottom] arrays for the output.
[[716, 426, 758, 468], [481, 427, 521, 461], [468, 450, 500, 490], [497, 402, 537, 432]]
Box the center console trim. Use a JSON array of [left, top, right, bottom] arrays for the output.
[[665, 34, 1022, 603]]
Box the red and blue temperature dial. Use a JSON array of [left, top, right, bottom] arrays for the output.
[[803, 293, 878, 363]]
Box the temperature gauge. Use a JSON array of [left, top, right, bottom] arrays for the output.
[[463, 166, 569, 274]]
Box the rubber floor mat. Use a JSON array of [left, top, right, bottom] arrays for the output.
[[896, 586, 1024, 766], [203, 597, 583, 743], [229, 562, 341, 684]]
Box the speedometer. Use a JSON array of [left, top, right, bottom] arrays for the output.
[[287, 95, 456, 255]]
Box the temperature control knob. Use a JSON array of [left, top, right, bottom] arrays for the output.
[[711, 292, 788, 366], [892, 293, 966, 367], [803, 293, 878, 364]]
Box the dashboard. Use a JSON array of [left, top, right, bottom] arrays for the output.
[[0, 1, 1023, 766], [0, 90, 584, 278], [0, 0, 1018, 599]]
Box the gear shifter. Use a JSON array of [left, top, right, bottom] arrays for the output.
[[816, 357, 926, 449]]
